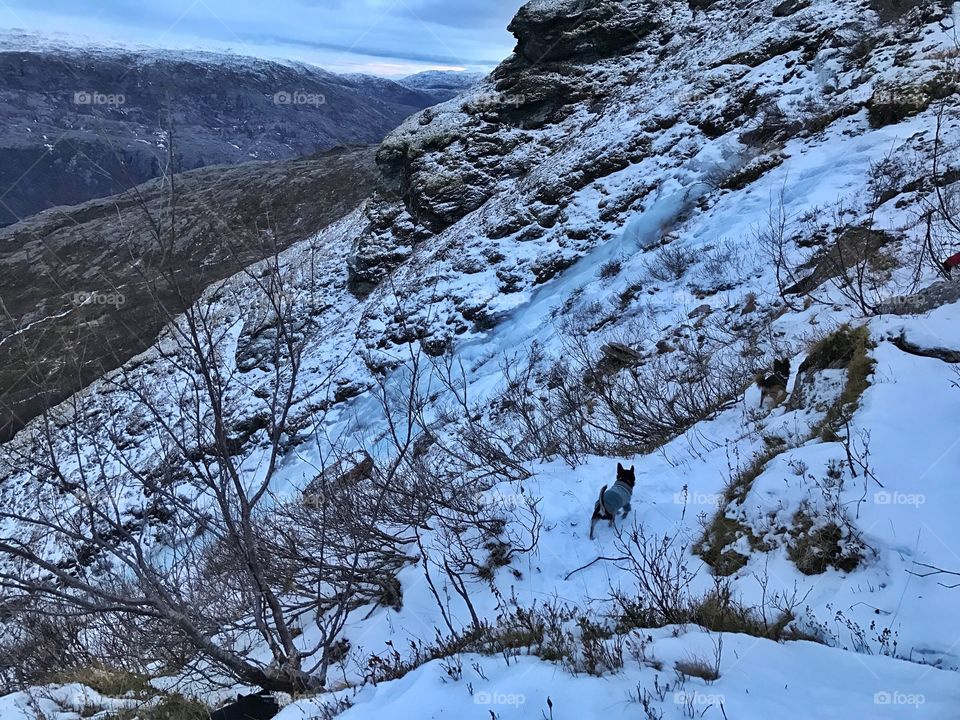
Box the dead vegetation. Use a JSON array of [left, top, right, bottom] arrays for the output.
[[796, 325, 875, 439], [697, 325, 875, 576], [674, 655, 719, 683], [489, 314, 760, 466], [694, 444, 781, 576], [787, 513, 862, 575], [0, 181, 542, 695]]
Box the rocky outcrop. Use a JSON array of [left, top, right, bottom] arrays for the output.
[[506, 0, 658, 65], [346, 0, 663, 295]]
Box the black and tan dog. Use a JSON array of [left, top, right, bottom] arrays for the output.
[[589, 463, 636, 539], [756, 357, 790, 408]]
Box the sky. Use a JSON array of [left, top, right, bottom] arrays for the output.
[[0, 0, 526, 76]]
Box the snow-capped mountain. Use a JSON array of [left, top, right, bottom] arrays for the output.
[[398, 70, 486, 101], [3, 0, 960, 718], [0, 33, 449, 226]]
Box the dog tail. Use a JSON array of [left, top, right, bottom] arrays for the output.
[[589, 485, 608, 540]]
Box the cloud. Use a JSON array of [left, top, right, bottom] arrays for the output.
[[0, 0, 524, 74], [392, 0, 518, 31]]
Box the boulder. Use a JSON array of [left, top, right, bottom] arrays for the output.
[[507, 0, 659, 65]]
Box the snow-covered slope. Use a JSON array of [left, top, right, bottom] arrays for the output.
[[3, 0, 960, 717]]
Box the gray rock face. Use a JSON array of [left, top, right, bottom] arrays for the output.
[[506, 0, 658, 65], [347, 0, 663, 295], [879, 278, 960, 316], [0, 46, 447, 227]]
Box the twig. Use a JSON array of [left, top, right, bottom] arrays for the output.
[[563, 555, 628, 581]]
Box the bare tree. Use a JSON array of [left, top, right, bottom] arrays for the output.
[[0, 164, 544, 693], [0, 137, 409, 691], [921, 102, 960, 278]]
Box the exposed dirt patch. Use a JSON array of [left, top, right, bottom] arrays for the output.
[[787, 512, 862, 575], [890, 334, 960, 363]]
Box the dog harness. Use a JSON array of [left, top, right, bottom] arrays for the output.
[[602, 480, 632, 515]]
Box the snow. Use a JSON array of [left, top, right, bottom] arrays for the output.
[[277, 636, 960, 719], [4, 0, 960, 717], [0, 684, 143, 720], [0, 30, 426, 87]]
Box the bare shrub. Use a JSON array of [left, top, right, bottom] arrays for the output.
[[485, 310, 761, 465], [865, 153, 911, 211], [919, 103, 960, 281], [602, 524, 807, 641], [0, 155, 539, 695], [821, 223, 899, 315], [739, 100, 798, 147], [581, 331, 757, 454], [645, 242, 695, 282], [759, 182, 927, 316], [691, 237, 747, 293], [599, 258, 623, 279]]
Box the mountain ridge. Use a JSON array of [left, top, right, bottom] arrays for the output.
[[0, 37, 481, 225]]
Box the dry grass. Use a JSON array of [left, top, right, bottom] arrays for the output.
[[787, 512, 863, 575], [47, 666, 151, 698], [113, 695, 209, 720], [674, 656, 719, 682], [694, 444, 782, 575], [806, 325, 875, 439]]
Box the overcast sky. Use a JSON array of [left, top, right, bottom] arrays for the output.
[[0, 0, 525, 76]]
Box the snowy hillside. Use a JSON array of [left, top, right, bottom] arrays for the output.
[[3, 0, 960, 718]]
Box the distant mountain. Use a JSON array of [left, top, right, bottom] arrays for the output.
[[0, 37, 439, 227], [0, 145, 378, 441], [398, 70, 486, 101]]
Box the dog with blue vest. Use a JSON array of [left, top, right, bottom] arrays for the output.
[[589, 463, 636, 539]]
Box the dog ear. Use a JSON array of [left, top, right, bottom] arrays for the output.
[[629, 465, 635, 472], [617, 462, 624, 472]]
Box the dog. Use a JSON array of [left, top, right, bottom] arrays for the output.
[[756, 357, 790, 408], [209, 691, 280, 720], [589, 463, 636, 539]]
